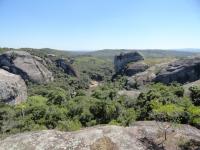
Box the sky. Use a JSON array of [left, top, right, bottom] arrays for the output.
[[0, 0, 200, 50]]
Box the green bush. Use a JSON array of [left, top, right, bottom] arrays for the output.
[[189, 86, 200, 106], [188, 106, 200, 128], [57, 120, 82, 131], [117, 108, 137, 126]]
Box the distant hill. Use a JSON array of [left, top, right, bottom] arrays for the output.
[[1, 47, 200, 59], [84, 49, 200, 59]]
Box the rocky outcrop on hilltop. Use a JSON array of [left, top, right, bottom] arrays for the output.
[[0, 51, 53, 84], [154, 57, 200, 84], [126, 62, 170, 89], [114, 52, 144, 73], [1, 121, 200, 150], [0, 69, 27, 105], [125, 57, 200, 88], [55, 59, 78, 77]]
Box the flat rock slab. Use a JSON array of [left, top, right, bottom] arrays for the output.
[[1, 121, 200, 150]]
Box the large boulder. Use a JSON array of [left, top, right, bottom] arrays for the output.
[[124, 61, 149, 76], [114, 52, 144, 73], [154, 57, 200, 84], [0, 51, 53, 84], [0, 121, 200, 150], [0, 69, 27, 105], [118, 90, 141, 99]]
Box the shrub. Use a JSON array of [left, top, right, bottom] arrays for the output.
[[57, 120, 82, 131], [189, 86, 200, 106], [188, 105, 200, 128]]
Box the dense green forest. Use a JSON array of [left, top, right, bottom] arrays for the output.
[[1, 81, 200, 138]]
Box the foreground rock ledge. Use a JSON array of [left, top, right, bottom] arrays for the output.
[[1, 121, 200, 150]]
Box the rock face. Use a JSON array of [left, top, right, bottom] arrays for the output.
[[154, 57, 200, 84], [0, 51, 53, 84], [0, 69, 27, 105], [114, 52, 144, 73], [55, 59, 78, 77], [126, 71, 156, 89], [1, 121, 200, 150], [126, 61, 176, 89], [124, 61, 149, 76]]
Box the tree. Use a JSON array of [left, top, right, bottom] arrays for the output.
[[117, 108, 137, 126], [188, 105, 200, 128], [189, 86, 200, 106], [47, 87, 70, 105], [150, 101, 184, 140], [0, 104, 16, 135]]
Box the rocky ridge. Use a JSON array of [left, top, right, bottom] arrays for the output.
[[116, 52, 200, 87], [154, 57, 200, 84], [0, 121, 200, 150]]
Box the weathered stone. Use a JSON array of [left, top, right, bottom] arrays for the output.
[[114, 52, 144, 73], [0, 69, 27, 105], [154, 57, 200, 84], [56, 59, 78, 77], [0, 121, 200, 150], [126, 62, 174, 89], [118, 90, 141, 99], [124, 61, 149, 76], [0, 51, 53, 84]]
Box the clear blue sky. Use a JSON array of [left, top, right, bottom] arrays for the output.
[[0, 0, 200, 50]]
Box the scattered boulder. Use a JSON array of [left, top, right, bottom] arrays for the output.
[[0, 69, 27, 105], [1, 121, 200, 150], [0, 51, 53, 84], [124, 61, 149, 76], [154, 57, 200, 84], [56, 59, 78, 77], [114, 52, 144, 73], [118, 90, 141, 99]]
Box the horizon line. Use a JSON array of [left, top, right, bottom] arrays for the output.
[[1, 47, 200, 52]]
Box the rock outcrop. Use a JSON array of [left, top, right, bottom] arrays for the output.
[[1, 121, 200, 150], [114, 52, 144, 73], [55, 59, 78, 77], [118, 90, 141, 99], [126, 63, 165, 89], [0, 51, 53, 84], [126, 61, 176, 89], [154, 57, 200, 84], [0, 69, 27, 105], [124, 61, 149, 76]]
